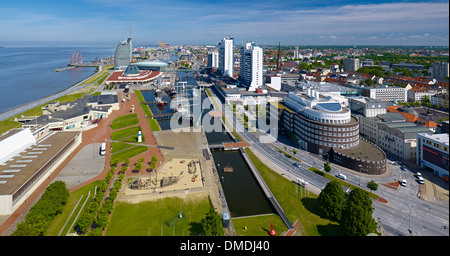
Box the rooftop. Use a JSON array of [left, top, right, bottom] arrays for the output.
[[333, 138, 385, 162], [0, 131, 80, 195], [418, 133, 449, 145]]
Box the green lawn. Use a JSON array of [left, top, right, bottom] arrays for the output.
[[110, 146, 148, 164], [233, 214, 286, 236], [245, 148, 345, 236], [106, 194, 211, 236], [134, 90, 146, 103], [46, 180, 101, 236], [141, 104, 153, 117], [110, 117, 139, 130], [148, 118, 161, 131], [111, 142, 134, 153], [111, 126, 140, 140], [112, 113, 137, 122]]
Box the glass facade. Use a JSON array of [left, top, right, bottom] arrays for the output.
[[114, 37, 132, 70]]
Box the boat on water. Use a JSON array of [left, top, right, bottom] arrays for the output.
[[168, 87, 177, 96], [156, 97, 167, 106]]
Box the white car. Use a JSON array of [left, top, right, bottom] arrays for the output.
[[417, 177, 425, 184], [416, 172, 422, 178], [400, 179, 407, 186], [336, 173, 347, 180]]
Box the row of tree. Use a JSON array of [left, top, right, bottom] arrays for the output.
[[74, 163, 125, 235], [12, 181, 69, 236], [318, 180, 378, 236]]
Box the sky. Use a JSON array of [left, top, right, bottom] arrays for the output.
[[1, 0, 448, 47]]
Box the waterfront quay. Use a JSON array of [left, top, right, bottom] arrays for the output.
[[0, 64, 104, 122]]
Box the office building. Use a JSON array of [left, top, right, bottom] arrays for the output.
[[280, 89, 386, 174], [208, 51, 219, 69], [416, 133, 449, 181], [432, 61, 449, 79], [218, 36, 234, 77], [361, 86, 407, 102], [378, 121, 432, 161], [344, 58, 360, 72], [348, 97, 387, 118], [239, 42, 263, 91]]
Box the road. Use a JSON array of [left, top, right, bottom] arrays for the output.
[[217, 91, 449, 236]]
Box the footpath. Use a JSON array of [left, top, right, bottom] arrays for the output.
[[0, 90, 165, 235]]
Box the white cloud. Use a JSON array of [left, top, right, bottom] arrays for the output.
[[1, 1, 448, 45]]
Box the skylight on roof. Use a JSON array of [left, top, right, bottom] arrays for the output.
[[316, 102, 342, 112]]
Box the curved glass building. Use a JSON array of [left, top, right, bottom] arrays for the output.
[[114, 37, 132, 70], [134, 60, 168, 71]]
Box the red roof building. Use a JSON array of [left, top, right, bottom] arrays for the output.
[[105, 70, 161, 85]]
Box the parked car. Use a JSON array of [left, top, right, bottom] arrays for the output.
[[336, 173, 347, 180], [400, 179, 407, 186], [417, 177, 425, 184], [416, 172, 422, 178], [293, 162, 300, 168], [401, 166, 408, 171]]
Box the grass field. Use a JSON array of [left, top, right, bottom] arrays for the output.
[[148, 118, 161, 131], [110, 146, 148, 164], [111, 117, 139, 130], [46, 180, 101, 236], [111, 126, 141, 141], [105, 194, 211, 236], [245, 148, 344, 236], [233, 214, 286, 236]]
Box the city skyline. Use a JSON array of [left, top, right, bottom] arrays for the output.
[[1, 0, 449, 47]]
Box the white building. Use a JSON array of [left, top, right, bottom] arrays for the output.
[[416, 133, 449, 180], [218, 36, 234, 77], [239, 42, 263, 91], [207, 51, 219, 68], [0, 129, 36, 166], [361, 86, 407, 102]]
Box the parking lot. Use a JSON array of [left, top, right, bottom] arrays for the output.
[[53, 143, 105, 190]]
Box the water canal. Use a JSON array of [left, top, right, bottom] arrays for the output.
[[140, 66, 274, 218]]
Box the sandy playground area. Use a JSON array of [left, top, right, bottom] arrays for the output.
[[122, 158, 204, 199]]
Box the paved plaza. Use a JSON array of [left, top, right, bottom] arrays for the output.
[[54, 143, 105, 190]]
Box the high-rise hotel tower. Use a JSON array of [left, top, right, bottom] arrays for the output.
[[218, 36, 234, 77], [239, 42, 263, 91], [114, 37, 132, 70]]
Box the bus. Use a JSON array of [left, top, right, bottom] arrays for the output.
[[100, 142, 106, 156]]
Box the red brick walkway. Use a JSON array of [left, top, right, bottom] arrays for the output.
[[282, 219, 302, 236], [0, 90, 164, 235]]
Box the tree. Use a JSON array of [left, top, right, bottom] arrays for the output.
[[200, 198, 224, 236], [340, 188, 377, 236], [421, 95, 430, 105], [317, 180, 346, 221], [111, 159, 119, 167], [367, 180, 378, 192], [323, 161, 331, 173], [135, 162, 143, 172]]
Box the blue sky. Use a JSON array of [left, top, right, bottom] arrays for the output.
[[1, 0, 448, 46]]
